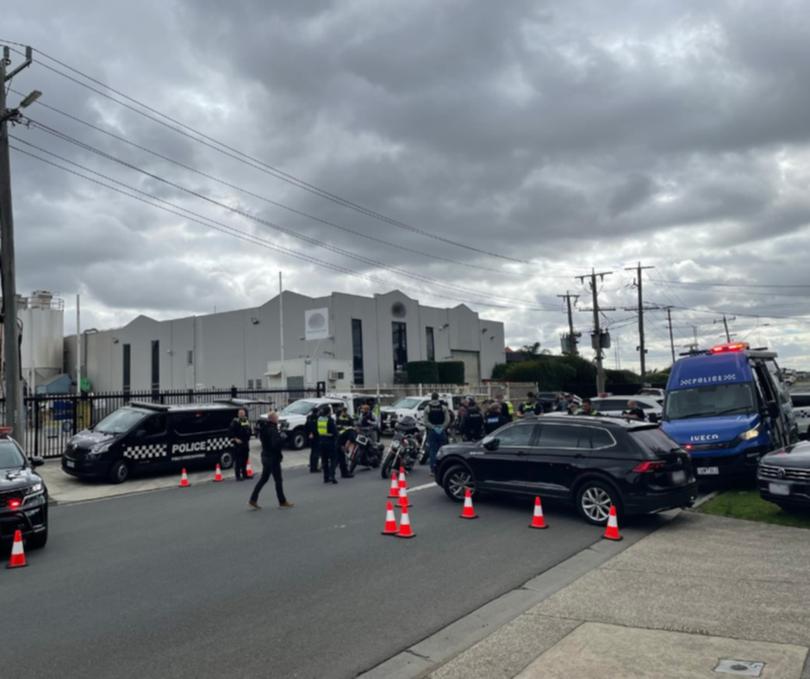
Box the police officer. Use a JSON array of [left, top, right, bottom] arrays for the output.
[[306, 407, 320, 473], [461, 398, 485, 441], [248, 410, 293, 509], [578, 399, 600, 416], [229, 408, 252, 481], [484, 402, 507, 435], [335, 406, 355, 479], [519, 392, 543, 417], [317, 405, 339, 484], [496, 395, 515, 423], [422, 392, 450, 475]]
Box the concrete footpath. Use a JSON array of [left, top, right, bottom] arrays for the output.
[[429, 512, 810, 679], [39, 442, 313, 504]]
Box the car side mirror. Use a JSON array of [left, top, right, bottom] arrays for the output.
[[29, 456, 45, 468], [483, 437, 500, 451], [648, 413, 660, 424]]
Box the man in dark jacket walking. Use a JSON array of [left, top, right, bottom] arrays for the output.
[[249, 411, 293, 509], [306, 407, 320, 473], [229, 408, 252, 481]]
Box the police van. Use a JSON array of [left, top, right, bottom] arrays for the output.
[[662, 342, 797, 480], [62, 401, 241, 483]]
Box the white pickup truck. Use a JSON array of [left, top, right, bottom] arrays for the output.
[[379, 394, 460, 433], [275, 393, 381, 449]]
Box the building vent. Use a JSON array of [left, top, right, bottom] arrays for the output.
[[391, 301, 407, 318]]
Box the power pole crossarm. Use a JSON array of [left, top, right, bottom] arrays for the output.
[[624, 262, 655, 380], [575, 269, 613, 394]]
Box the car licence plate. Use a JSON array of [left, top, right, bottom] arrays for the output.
[[671, 470, 687, 484], [65, 459, 75, 468], [696, 466, 719, 476], [768, 482, 790, 496]]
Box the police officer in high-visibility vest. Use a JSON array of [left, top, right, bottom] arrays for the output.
[[317, 405, 339, 484], [334, 405, 355, 479], [306, 407, 320, 473], [496, 395, 515, 423], [229, 408, 252, 481], [422, 392, 451, 476]]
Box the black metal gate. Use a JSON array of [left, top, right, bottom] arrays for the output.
[[3, 387, 319, 459]]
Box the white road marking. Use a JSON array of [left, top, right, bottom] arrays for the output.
[[408, 482, 438, 493]]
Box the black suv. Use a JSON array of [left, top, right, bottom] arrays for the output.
[[0, 431, 48, 548], [435, 414, 697, 524]]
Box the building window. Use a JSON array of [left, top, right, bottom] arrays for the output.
[[352, 319, 364, 386], [187, 349, 193, 366], [255, 376, 263, 389], [248, 379, 254, 389], [392, 321, 408, 374], [122, 344, 131, 392], [426, 326, 435, 362], [151, 340, 160, 391]]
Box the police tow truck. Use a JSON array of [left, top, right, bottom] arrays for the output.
[[661, 342, 797, 481]]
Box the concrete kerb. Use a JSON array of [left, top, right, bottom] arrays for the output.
[[358, 511, 679, 679]]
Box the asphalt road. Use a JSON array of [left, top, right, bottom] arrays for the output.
[[1, 464, 662, 679]]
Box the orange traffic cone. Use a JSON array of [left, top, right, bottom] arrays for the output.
[[603, 505, 622, 541], [398, 466, 407, 490], [398, 485, 411, 509], [460, 488, 478, 519], [7, 530, 27, 569], [381, 501, 398, 535], [529, 496, 547, 529], [213, 464, 223, 482], [179, 468, 190, 488], [246, 457, 255, 479], [397, 505, 415, 539], [388, 472, 400, 498]]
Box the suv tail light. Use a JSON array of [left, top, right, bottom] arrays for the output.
[[632, 460, 667, 473]]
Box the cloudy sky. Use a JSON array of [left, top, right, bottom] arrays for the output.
[[5, 0, 810, 372]]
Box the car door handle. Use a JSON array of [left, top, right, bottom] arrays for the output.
[[516, 450, 526, 456]]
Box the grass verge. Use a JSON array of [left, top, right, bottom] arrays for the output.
[[699, 489, 810, 529]]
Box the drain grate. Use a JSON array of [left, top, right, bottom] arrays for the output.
[[714, 659, 765, 677]]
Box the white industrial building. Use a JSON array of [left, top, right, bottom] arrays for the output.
[[69, 289, 506, 392], [0, 291, 66, 395]]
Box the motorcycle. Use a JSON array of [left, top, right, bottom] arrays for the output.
[[380, 427, 423, 479], [346, 427, 383, 473]]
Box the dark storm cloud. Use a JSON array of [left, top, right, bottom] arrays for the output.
[[5, 0, 810, 367]]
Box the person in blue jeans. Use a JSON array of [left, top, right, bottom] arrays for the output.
[[422, 392, 451, 475]]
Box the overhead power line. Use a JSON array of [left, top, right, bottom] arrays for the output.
[[650, 278, 810, 290], [10, 142, 558, 314], [16, 124, 553, 310], [11, 89, 516, 277], [11, 44, 528, 264]]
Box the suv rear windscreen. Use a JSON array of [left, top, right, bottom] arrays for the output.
[[630, 428, 680, 456]]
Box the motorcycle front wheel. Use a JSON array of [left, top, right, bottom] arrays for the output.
[[381, 451, 397, 479]]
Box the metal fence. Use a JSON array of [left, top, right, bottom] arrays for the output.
[[3, 387, 319, 459]]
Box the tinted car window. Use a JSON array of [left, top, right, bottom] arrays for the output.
[[630, 428, 678, 455], [537, 424, 589, 449], [143, 414, 167, 436], [495, 424, 536, 447], [594, 399, 626, 411], [0, 440, 25, 469], [590, 428, 615, 448], [791, 395, 810, 408], [173, 410, 233, 435], [94, 407, 148, 434]]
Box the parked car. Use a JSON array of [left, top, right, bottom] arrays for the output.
[[589, 395, 663, 421], [758, 441, 810, 510], [637, 387, 666, 400], [379, 393, 459, 433], [789, 392, 810, 439], [62, 401, 240, 483], [434, 414, 697, 525], [0, 428, 48, 548]]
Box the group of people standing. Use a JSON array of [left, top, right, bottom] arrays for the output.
[[305, 402, 378, 484]]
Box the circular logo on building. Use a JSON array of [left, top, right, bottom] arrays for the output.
[[307, 311, 326, 330]]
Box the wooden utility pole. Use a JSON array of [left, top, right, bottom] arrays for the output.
[[624, 262, 655, 379], [576, 269, 614, 394], [557, 291, 579, 356]]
